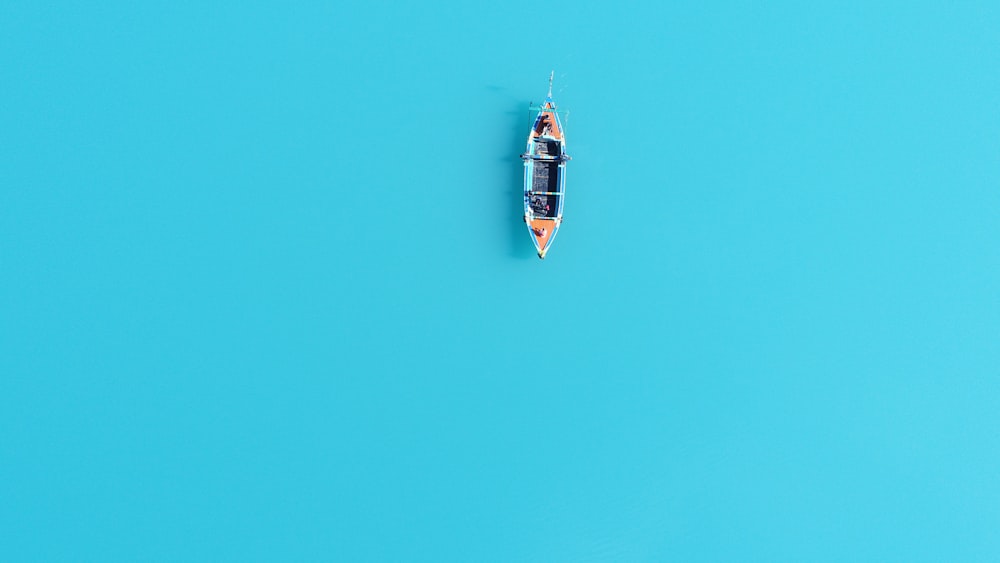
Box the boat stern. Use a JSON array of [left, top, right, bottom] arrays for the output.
[[527, 218, 559, 259]]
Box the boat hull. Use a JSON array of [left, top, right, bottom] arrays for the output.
[[522, 92, 568, 259]]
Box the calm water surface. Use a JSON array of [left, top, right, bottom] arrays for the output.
[[3, 1, 999, 561]]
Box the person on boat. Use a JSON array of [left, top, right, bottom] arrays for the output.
[[532, 227, 547, 237], [530, 198, 549, 214], [537, 115, 552, 136]]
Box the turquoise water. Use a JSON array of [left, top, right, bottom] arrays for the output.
[[3, 2, 1000, 561]]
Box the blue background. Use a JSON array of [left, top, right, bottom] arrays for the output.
[[3, 1, 999, 561]]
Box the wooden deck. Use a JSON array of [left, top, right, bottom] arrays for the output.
[[528, 217, 559, 255], [530, 104, 562, 140]]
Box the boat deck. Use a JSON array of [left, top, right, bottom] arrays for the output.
[[531, 108, 562, 139], [533, 139, 561, 157], [531, 160, 560, 194], [528, 217, 559, 253]]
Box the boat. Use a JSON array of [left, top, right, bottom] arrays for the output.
[[521, 71, 570, 259]]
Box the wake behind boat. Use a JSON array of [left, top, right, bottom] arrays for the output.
[[521, 72, 570, 259]]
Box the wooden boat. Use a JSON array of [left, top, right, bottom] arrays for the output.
[[522, 72, 570, 259]]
